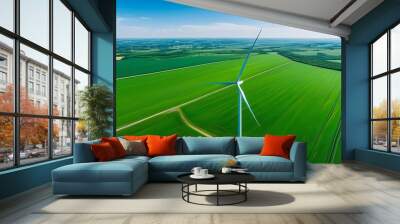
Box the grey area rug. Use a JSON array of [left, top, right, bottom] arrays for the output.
[[38, 183, 362, 214]]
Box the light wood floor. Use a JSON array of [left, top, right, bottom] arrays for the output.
[[1, 162, 400, 224]]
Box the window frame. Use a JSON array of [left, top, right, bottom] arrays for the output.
[[0, 0, 92, 171], [370, 21, 400, 154]]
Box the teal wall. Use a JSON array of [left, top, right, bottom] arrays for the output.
[[92, 33, 114, 88], [0, 0, 115, 200], [0, 158, 72, 199], [344, 0, 400, 171], [92, 32, 115, 135]]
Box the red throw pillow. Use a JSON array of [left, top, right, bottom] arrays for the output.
[[260, 134, 296, 159], [101, 137, 127, 158], [91, 142, 117, 162], [147, 134, 177, 157]]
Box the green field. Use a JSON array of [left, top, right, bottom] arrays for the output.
[[116, 54, 289, 126], [117, 54, 242, 77], [293, 49, 340, 56], [116, 52, 341, 163], [116, 39, 341, 77]]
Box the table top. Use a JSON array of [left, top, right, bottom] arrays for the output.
[[177, 172, 255, 185]]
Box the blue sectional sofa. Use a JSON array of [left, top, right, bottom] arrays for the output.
[[52, 137, 306, 196]]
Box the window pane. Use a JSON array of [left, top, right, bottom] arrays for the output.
[[53, 119, 72, 157], [391, 24, 400, 70], [20, 0, 49, 48], [391, 72, 400, 118], [0, 35, 14, 112], [53, 59, 72, 117], [0, 116, 14, 170], [75, 120, 88, 143], [53, 0, 72, 60], [20, 117, 49, 165], [20, 44, 49, 115], [372, 33, 387, 76], [75, 18, 89, 70], [372, 121, 388, 151], [20, 0, 49, 49], [74, 69, 89, 118], [391, 120, 400, 153], [0, 0, 14, 31], [372, 76, 387, 119]]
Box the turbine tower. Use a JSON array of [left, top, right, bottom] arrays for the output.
[[210, 29, 262, 136]]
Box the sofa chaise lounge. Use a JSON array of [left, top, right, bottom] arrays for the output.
[[52, 137, 307, 196]]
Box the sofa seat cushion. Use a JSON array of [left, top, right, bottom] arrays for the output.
[[236, 155, 293, 172], [117, 155, 150, 162], [149, 154, 235, 172], [53, 159, 147, 183]]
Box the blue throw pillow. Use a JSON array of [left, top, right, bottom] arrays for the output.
[[236, 137, 264, 155], [182, 137, 235, 155]]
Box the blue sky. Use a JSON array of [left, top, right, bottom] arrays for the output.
[[117, 0, 337, 39]]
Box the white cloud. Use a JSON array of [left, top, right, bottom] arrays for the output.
[[117, 22, 336, 39], [138, 16, 151, 20], [117, 17, 125, 23], [117, 16, 151, 25]]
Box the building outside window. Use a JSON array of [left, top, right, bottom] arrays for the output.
[[28, 81, 34, 94], [54, 89, 58, 103], [0, 54, 7, 67], [0, 71, 7, 93], [28, 66, 34, 80], [35, 83, 40, 95], [41, 85, 46, 97], [35, 69, 40, 81], [0, 0, 91, 170], [0, 54, 7, 90], [0, 71, 6, 84], [41, 73, 46, 83]]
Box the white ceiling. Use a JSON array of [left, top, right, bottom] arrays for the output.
[[169, 0, 384, 38], [228, 0, 352, 22]]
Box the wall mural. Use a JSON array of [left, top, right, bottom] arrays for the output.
[[116, 0, 342, 163]]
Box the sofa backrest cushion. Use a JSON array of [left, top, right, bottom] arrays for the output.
[[236, 137, 263, 155], [73, 140, 100, 163], [181, 137, 235, 155]]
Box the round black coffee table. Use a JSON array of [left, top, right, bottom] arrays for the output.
[[177, 173, 255, 206]]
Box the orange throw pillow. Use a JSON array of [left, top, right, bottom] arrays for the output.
[[147, 134, 177, 157], [91, 142, 117, 161], [260, 134, 296, 159], [101, 137, 127, 158]]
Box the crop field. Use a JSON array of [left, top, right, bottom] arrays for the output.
[[117, 54, 242, 78], [116, 38, 341, 163]]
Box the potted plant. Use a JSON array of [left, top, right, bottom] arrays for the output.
[[79, 84, 113, 140]]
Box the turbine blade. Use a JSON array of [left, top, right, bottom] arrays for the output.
[[208, 81, 237, 86], [238, 85, 261, 126], [236, 28, 262, 82]]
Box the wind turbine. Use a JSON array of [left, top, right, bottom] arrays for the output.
[[210, 29, 262, 136]]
